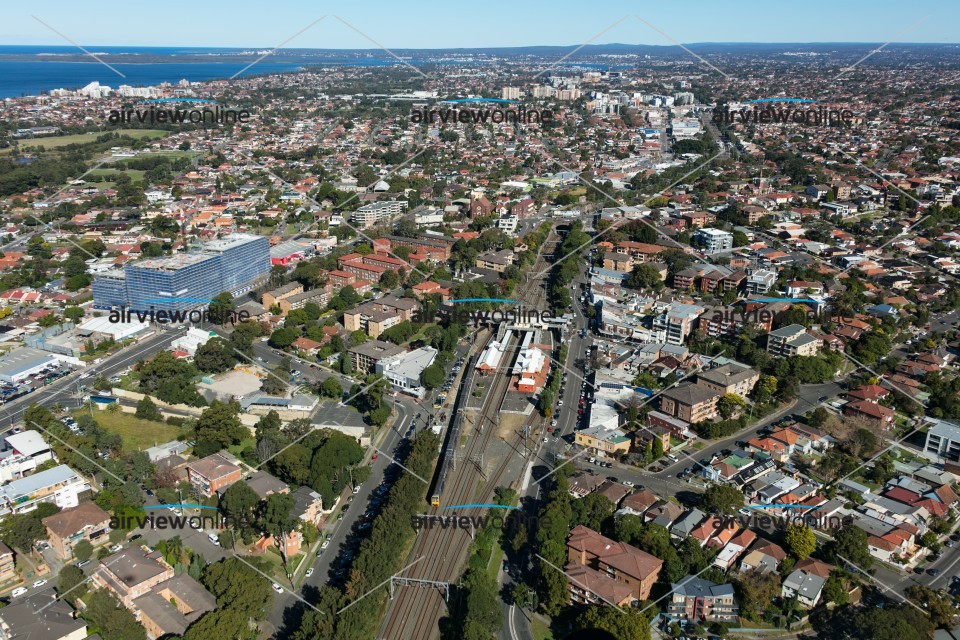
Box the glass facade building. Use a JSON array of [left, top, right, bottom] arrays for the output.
[[92, 234, 270, 311]]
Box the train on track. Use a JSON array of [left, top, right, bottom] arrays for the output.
[[429, 353, 478, 507]]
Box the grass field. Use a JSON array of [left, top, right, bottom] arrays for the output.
[[86, 169, 146, 182], [81, 409, 185, 451], [15, 129, 168, 150]]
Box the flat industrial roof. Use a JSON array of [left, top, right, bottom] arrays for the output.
[[0, 347, 58, 378]]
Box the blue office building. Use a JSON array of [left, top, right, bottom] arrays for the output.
[[93, 234, 270, 311]]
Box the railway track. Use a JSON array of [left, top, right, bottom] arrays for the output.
[[378, 332, 521, 639], [377, 227, 563, 639]]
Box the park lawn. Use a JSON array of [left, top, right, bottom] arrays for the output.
[[530, 618, 553, 640], [81, 410, 185, 451], [86, 169, 146, 182], [17, 129, 168, 150], [228, 437, 256, 458]]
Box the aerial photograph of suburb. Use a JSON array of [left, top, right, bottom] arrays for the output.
[[1, 2, 960, 639]]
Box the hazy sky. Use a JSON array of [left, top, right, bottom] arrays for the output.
[[4, 0, 956, 49]]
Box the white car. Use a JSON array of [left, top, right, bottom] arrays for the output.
[[32, 579, 48, 588], [109, 544, 122, 553], [622, 480, 635, 488], [272, 583, 284, 594], [11, 587, 27, 598], [208, 533, 220, 546], [305, 568, 314, 578], [320, 539, 330, 550]]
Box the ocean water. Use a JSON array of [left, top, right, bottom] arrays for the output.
[[0, 46, 407, 98]]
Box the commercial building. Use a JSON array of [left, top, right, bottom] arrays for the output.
[[76, 315, 150, 342], [767, 324, 822, 357], [0, 347, 60, 383], [574, 426, 632, 456], [0, 430, 54, 483], [0, 465, 90, 517], [376, 346, 438, 399], [692, 228, 733, 254], [93, 234, 270, 312], [666, 576, 739, 623], [42, 501, 111, 560]]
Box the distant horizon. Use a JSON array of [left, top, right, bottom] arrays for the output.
[[1, 42, 958, 52]]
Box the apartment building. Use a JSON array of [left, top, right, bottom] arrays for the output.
[[349, 339, 406, 372], [0, 542, 14, 584], [351, 201, 407, 228], [666, 576, 739, 623], [652, 302, 705, 346], [744, 269, 777, 295], [923, 418, 960, 463], [696, 363, 760, 397], [475, 249, 515, 273], [567, 525, 663, 600], [0, 465, 89, 517], [0, 593, 88, 640], [767, 324, 822, 357], [92, 546, 216, 638], [384, 235, 455, 261], [659, 383, 721, 423], [574, 427, 632, 456], [343, 296, 418, 339], [261, 282, 303, 309], [185, 453, 242, 497], [692, 228, 733, 254], [42, 501, 111, 560]]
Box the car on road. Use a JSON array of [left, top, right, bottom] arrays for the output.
[[623, 481, 635, 487], [305, 568, 314, 578], [109, 544, 123, 553], [272, 583, 284, 594], [321, 539, 330, 550], [77, 560, 91, 568], [207, 533, 220, 546], [372, 453, 378, 460], [946, 540, 956, 548], [929, 568, 942, 577], [11, 587, 27, 598], [32, 579, 47, 588]]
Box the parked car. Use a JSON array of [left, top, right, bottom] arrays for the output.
[[320, 539, 330, 550], [623, 481, 635, 487], [208, 533, 220, 546], [109, 544, 122, 553], [272, 583, 284, 594], [77, 560, 91, 568], [32, 579, 48, 589], [305, 568, 314, 578], [11, 587, 27, 598]]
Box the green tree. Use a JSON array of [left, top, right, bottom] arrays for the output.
[[194, 338, 237, 374], [318, 377, 343, 399], [825, 525, 872, 569], [194, 401, 246, 450], [575, 604, 651, 640], [701, 484, 745, 514], [135, 395, 163, 421], [57, 564, 88, 600], [207, 291, 237, 325], [73, 539, 94, 562], [784, 523, 816, 560], [420, 364, 444, 389], [261, 493, 298, 569]]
